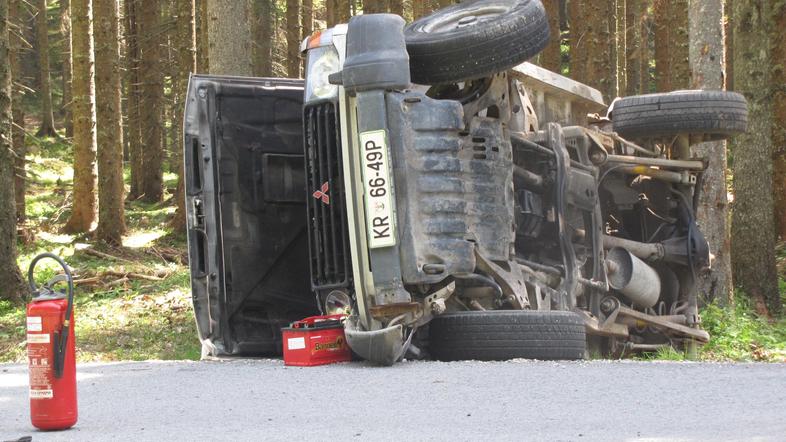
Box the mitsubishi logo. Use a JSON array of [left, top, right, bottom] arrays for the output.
[[313, 182, 330, 205]]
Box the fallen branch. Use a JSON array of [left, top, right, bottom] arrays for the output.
[[83, 248, 135, 264], [104, 270, 165, 281]]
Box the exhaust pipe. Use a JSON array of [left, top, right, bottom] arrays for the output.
[[605, 247, 661, 308]]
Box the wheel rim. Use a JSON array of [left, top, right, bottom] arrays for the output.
[[420, 6, 510, 34]]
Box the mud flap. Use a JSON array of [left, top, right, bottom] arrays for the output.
[[344, 316, 405, 366]]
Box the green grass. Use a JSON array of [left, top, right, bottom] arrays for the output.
[[699, 297, 786, 362], [0, 135, 200, 363]]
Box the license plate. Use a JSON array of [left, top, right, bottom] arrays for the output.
[[359, 130, 396, 249]]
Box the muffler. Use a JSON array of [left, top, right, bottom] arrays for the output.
[[605, 247, 661, 308]]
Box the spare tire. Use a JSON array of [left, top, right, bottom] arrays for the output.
[[611, 90, 748, 140], [405, 0, 550, 85], [429, 310, 586, 361]]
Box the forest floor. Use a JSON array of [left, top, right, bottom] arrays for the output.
[[1, 137, 785, 363]]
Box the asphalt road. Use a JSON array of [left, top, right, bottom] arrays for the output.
[[1, 359, 785, 441]]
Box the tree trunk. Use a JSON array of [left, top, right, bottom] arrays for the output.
[[615, 0, 626, 96], [59, 0, 72, 138], [253, 0, 274, 77], [771, 2, 786, 240], [124, 0, 142, 199], [388, 0, 403, 16], [170, 0, 196, 232], [94, 0, 125, 244], [207, 0, 253, 76], [568, 0, 586, 82], [723, 0, 732, 91], [138, 0, 164, 202], [572, 0, 615, 100], [364, 0, 385, 13], [9, 0, 25, 222], [302, 0, 312, 38], [197, 0, 208, 72], [730, 0, 780, 316], [62, 0, 96, 233], [0, 0, 27, 303], [336, 0, 351, 23], [625, 0, 641, 96], [688, 0, 732, 306], [639, 0, 650, 93], [654, 0, 689, 91], [285, 0, 300, 77], [540, 0, 561, 73], [34, 0, 56, 137]]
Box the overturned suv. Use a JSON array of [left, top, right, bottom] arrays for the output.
[[184, 0, 747, 364]]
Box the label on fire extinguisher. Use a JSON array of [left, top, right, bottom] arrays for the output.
[[28, 341, 53, 400], [27, 333, 50, 344], [26, 316, 42, 332]]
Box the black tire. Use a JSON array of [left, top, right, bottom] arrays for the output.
[[429, 310, 586, 361], [611, 90, 748, 140], [405, 0, 550, 85]]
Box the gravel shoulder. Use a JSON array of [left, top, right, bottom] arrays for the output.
[[2, 359, 785, 441]]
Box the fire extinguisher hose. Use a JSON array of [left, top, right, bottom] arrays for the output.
[[27, 253, 74, 379]]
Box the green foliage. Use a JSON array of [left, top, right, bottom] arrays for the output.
[[1, 136, 200, 363], [699, 295, 786, 362]]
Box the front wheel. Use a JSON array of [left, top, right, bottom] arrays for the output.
[[405, 0, 550, 84], [429, 310, 586, 361]]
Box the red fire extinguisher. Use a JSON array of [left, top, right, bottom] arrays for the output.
[[26, 252, 78, 430]]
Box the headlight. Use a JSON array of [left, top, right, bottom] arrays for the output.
[[304, 46, 340, 102]]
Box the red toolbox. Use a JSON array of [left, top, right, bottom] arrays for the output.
[[282, 315, 351, 366]]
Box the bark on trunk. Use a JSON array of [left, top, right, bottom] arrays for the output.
[[9, 0, 25, 222], [771, 2, 786, 240], [197, 0, 208, 72], [540, 0, 561, 73], [285, 0, 301, 77], [654, 0, 689, 92], [0, 0, 27, 303], [124, 0, 142, 199], [34, 0, 56, 137], [568, 0, 586, 82], [639, 0, 650, 93], [615, 0, 626, 96], [253, 0, 274, 77], [302, 0, 312, 39], [730, 0, 781, 316], [59, 0, 72, 138], [139, 0, 164, 202], [363, 0, 385, 13], [170, 0, 196, 232], [689, 0, 732, 306], [388, 0, 403, 16], [62, 0, 97, 233], [94, 0, 125, 245], [207, 0, 253, 76], [572, 0, 615, 100], [625, 0, 641, 96]]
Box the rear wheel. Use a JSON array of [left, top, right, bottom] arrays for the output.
[[405, 0, 550, 84], [611, 90, 748, 141], [429, 310, 586, 361]]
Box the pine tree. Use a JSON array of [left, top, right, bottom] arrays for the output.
[[59, 0, 72, 137], [9, 0, 25, 222], [772, 2, 786, 240], [253, 0, 274, 77], [62, 0, 97, 233], [34, 0, 56, 137], [540, 0, 561, 73], [170, 0, 196, 232], [624, 0, 641, 95], [654, 0, 689, 91], [94, 0, 125, 244], [139, 0, 164, 202], [730, 0, 781, 315], [124, 0, 143, 199], [688, 0, 731, 305], [285, 0, 301, 77], [0, 0, 27, 303], [207, 0, 253, 76]]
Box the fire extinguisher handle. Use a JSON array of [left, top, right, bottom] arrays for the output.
[[28, 253, 74, 380]]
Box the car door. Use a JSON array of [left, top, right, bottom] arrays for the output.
[[183, 75, 318, 356]]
